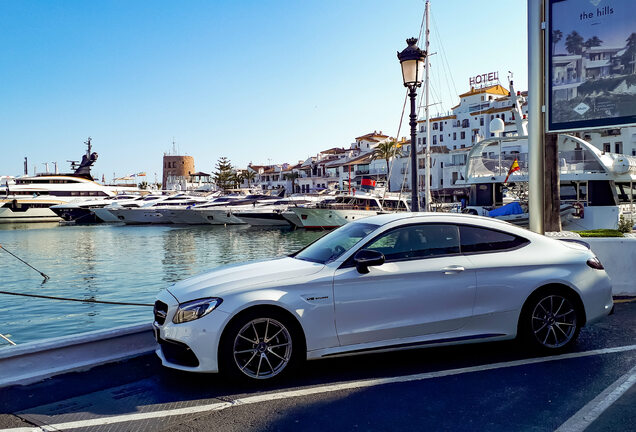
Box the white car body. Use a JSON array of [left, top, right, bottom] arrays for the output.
[[153, 213, 613, 375]]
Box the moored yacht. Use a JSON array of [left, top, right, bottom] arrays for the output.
[[109, 193, 209, 224], [285, 193, 410, 229], [50, 193, 144, 223], [232, 196, 321, 226], [1, 140, 137, 223]]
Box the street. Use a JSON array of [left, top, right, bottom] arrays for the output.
[[1, 301, 634, 432]]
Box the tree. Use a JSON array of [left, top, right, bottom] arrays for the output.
[[213, 157, 234, 191], [284, 172, 299, 195], [565, 31, 584, 55], [370, 141, 403, 191], [583, 36, 603, 49], [243, 170, 256, 187], [621, 33, 636, 74], [552, 29, 563, 53], [231, 172, 244, 189]]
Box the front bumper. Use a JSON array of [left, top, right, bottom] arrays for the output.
[[153, 289, 230, 373]]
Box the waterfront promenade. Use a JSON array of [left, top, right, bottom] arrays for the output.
[[1, 301, 634, 431]]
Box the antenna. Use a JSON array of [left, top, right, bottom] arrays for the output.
[[85, 137, 92, 156]]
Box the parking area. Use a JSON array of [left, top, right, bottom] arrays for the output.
[[1, 301, 635, 432]]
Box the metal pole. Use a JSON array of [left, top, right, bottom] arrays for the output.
[[528, 0, 545, 234], [409, 86, 419, 212], [424, 0, 431, 212]]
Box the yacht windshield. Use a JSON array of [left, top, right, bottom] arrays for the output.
[[294, 222, 379, 264]]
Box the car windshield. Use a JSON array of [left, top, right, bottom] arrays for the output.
[[294, 222, 379, 264]]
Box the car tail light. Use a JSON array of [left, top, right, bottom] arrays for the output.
[[586, 257, 604, 270]]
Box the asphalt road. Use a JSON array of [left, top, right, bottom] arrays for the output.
[[1, 301, 634, 432]]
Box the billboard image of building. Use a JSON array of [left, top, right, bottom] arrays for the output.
[[548, 0, 636, 131]]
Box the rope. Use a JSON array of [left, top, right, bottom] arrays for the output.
[[0, 290, 153, 307], [0, 244, 49, 280]]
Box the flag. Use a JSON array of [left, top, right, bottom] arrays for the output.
[[137, 172, 146, 176], [360, 177, 376, 190], [504, 158, 520, 183]]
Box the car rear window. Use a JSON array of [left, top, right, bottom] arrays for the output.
[[459, 225, 529, 253]]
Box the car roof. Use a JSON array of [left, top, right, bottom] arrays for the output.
[[358, 212, 544, 238]]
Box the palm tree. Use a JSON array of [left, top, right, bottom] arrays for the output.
[[243, 170, 257, 187], [621, 33, 636, 74], [371, 141, 403, 191], [565, 31, 584, 55], [552, 29, 563, 54], [233, 172, 245, 189], [583, 36, 603, 49], [284, 172, 299, 195]]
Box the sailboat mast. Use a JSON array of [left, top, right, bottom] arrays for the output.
[[424, 0, 431, 211]]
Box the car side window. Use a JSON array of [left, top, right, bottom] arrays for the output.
[[365, 224, 460, 261], [459, 225, 529, 253]]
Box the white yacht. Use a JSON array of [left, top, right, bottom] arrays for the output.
[[93, 194, 164, 222], [50, 193, 144, 223], [284, 193, 410, 229], [160, 196, 243, 224], [232, 196, 321, 226], [0, 141, 137, 223], [109, 194, 209, 224]]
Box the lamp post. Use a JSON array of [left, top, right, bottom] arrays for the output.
[[397, 37, 426, 212]]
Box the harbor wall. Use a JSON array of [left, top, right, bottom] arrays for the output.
[[584, 237, 636, 296], [0, 323, 155, 388]]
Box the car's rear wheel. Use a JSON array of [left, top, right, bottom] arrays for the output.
[[521, 291, 581, 351], [220, 310, 303, 381]]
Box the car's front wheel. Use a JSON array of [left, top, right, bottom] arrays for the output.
[[520, 290, 581, 351], [220, 310, 303, 381]]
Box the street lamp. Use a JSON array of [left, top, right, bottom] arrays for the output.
[[397, 37, 426, 212]]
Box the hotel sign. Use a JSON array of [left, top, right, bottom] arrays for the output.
[[469, 71, 499, 87], [547, 0, 636, 131]]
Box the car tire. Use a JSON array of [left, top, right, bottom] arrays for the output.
[[219, 309, 304, 381], [519, 289, 581, 352]]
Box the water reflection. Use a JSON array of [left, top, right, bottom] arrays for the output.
[[0, 224, 324, 344]]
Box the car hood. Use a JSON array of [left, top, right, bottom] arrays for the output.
[[167, 257, 325, 302]]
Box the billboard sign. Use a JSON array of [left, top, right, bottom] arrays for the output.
[[547, 0, 636, 131]]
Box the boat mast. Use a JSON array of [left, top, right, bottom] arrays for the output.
[[424, 0, 431, 211]]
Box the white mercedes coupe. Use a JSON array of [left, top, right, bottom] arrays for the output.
[[153, 213, 613, 381]]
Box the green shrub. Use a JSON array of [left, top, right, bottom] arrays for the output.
[[576, 229, 624, 238]]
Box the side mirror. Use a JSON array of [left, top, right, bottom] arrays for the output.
[[353, 249, 385, 274]]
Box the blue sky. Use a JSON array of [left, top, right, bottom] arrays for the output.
[[0, 0, 528, 183]]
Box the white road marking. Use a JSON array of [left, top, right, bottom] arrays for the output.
[[4, 344, 636, 432], [555, 363, 636, 432]]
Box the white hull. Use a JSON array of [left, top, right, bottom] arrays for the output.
[[109, 208, 171, 224], [0, 206, 62, 223], [155, 208, 208, 225], [288, 207, 379, 229], [195, 208, 246, 225]]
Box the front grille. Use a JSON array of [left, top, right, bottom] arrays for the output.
[[158, 338, 200, 367], [154, 300, 168, 325]]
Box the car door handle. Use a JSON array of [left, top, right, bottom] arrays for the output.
[[441, 265, 465, 274]]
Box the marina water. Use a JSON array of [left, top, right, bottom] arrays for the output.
[[0, 224, 324, 346]]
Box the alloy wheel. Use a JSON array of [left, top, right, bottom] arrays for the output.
[[233, 318, 292, 379], [531, 295, 577, 348]]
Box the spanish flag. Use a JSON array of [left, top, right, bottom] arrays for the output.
[[504, 158, 520, 183]]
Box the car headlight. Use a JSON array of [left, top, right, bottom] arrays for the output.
[[172, 297, 223, 324]]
